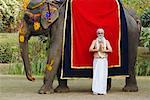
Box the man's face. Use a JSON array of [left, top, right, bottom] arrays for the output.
[[97, 32, 104, 37]]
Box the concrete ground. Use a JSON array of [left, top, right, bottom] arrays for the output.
[[0, 75, 150, 100]]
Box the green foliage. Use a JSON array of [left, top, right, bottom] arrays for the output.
[[8, 38, 47, 75], [0, 43, 13, 63], [0, 33, 19, 63], [0, 0, 20, 32], [139, 27, 150, 48], [136, 59, 150, 76], [28, 37, 47, 75], [0, 33, 46, 75], [140, 8, 150, 27], [122, 0, 150, 16], [8, 63, 24, 74], [136, 52, 150, 76], [0, 39, 20, 68]]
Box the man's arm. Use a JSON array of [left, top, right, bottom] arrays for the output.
[[104, 40, 112, 53], [89, 40, 99, 52]]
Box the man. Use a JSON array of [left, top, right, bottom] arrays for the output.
[[89, 28, 112, 95]]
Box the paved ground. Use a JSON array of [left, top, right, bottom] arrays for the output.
[[0, 75, 150, 100]]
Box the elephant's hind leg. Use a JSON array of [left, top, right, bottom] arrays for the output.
[[54, 65, 70, 93], [122, 30, 139, 92], [107, 78, 112, 92], [123, 77, 138, 92], [122, 15, 139, 92], [54, 79, 70, 93]]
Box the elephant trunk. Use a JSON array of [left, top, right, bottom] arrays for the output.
[[20, 37, 35, 81]]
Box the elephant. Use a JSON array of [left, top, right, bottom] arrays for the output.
[[19, 0, 141, 94]]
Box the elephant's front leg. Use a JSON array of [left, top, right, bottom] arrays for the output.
[[38, 38, 62, 94], [38, 2, 67, 94]]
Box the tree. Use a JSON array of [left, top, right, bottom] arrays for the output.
[[140, 8, 150, 27], [122, 0, 150, 16], [0, 0, 20, 32]]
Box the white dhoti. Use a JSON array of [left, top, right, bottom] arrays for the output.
[[92, 58, 108, 94]]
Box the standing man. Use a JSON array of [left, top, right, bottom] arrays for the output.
[[89, 28, 112, 95]]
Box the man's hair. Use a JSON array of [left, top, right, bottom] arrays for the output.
[[96, 28, 104, 34]]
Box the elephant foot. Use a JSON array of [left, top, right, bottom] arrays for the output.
[[122, 85, 138, 92], [123, 77, 138, 92], [54, 85, 70, 93], [38, 84, 54, 94]]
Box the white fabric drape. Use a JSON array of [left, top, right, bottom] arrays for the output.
[[92, 58, 108, 94]]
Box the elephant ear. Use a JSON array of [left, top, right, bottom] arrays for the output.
[[41, 3, 59, 29]]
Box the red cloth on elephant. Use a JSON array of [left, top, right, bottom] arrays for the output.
[[71, 0, 121, 68]]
